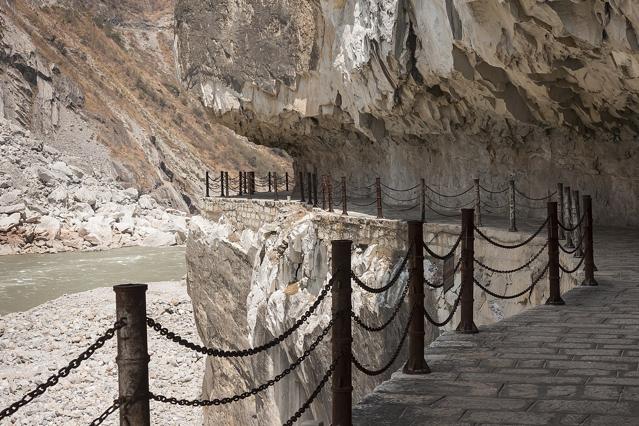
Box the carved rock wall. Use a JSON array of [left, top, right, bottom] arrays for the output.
[[175, 0, 639, 226]]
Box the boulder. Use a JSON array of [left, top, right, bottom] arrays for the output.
[[138, 194, 157, 210], [0, 213, 21, 232], [79, 215, 113, 246], [23, 208, 41, 224], [51, 161, 74, 177], [73, 187, 97, 207], [123, 187, 139, 201], [0, 189, 20, 206], [47, 185, 68, 203], [114, 214, 135, 234], [141, 229, 176, 247], [70, 202, 94, 222], [34, 215, 61, 240], [37, 166, 67, 185], [0, 176, 12, 189], [0, 203, 26, 215]]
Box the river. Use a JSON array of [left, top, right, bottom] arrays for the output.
[[0, 246, 186, 315]]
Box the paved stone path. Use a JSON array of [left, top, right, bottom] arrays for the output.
[[352, 226, 639, 425]]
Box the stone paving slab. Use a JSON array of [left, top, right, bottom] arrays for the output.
[[353, 227, 639, 425]]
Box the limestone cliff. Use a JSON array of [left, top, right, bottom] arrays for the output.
[[175, 0, 639, 226]]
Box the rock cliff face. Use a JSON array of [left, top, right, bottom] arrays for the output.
[[175, 0, 639, 227]]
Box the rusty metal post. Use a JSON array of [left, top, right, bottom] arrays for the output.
[[341, 177, 348, 215], [273, 172, 279, 201], [420, 178, 426, 223], [321, 176, 327, 210], [285, 172, 289, 192], [224, 172, 229, 198], [220, 171, 225, 197], [474, 179, 482, 227], [249, 172, 255, 196], [267, 172, 272, 193], [403, 221, 430, 374], [582, 195, 598, 286], [205, 171, 210, 198], [299, 171, 305, 202], [557, 183, 565, 240], [307, 172, 313, 205], [508, 179, 517, 232], [331, 240, 352, 426], [328, 175, 334, 213], [546, 202, 565, 305], [238, 171, 243, 196], [243, 171, 248, 195], [114, 284, 150, 426], [457, 209, 478, 333], [375, 177, 383, 219], [313, 173, 319, 207], [573, 189, 583, 258], [564, 186, 574, 248]]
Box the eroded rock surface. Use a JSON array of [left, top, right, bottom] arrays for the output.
[[176, 0, 639, 226]]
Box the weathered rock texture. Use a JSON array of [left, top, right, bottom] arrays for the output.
[[175, 0, 639, 227], [188, 199, 579, 425]]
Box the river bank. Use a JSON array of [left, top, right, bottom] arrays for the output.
[[0, 281, 204, 425]]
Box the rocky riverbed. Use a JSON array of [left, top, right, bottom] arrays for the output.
[[0, 118, 189, 256], [0, 281, 204, 425]]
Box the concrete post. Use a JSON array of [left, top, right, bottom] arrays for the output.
[[403, 221, 430, 374], [114, 284, 150, 426], [331, 240, 352, 426], [457, 209, 478, 333], [546, 202, 565, 305]]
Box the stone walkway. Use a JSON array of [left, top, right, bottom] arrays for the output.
[[352, 226, 639, 425]]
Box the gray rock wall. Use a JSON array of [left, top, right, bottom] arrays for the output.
[[175, 0, 639, 227]]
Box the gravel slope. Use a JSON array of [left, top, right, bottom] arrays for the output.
[[0, 281, 204, 425]]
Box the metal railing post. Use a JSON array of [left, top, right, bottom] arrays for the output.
[[238, 171, 243, 196], [474, 179, 482, 227], [224, 172, 229, 198], [268, 172, 272, 193], [331, 240, 352, 426], [573, 189, 583, 258], [341, 177, 348, 215], [299, 171, 306, 202], [582, 195, 598, 286], [205, 171, 210, 198], [328, 175, 334, 213], [420, 178, 426, 223], [564, 186, 574, 248], [273, 172, 279, 201], [546, 202, 565, 305], [557, 183, 565, 240], [457, 209, 478, 333], [114, 284, 150, 426], [249, 172, 255, 196], [285, 172, 289, 192], [403, 221, 430, 374], [313, 173, 319, 208], [375, 177, 383, 219], [321, 176, 327, 210], [220, 171, 225, 197], [508, 179, 517, 232], [243, 171, 248, 196], [307, 172, 313, 205]]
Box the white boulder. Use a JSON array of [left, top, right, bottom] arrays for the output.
[[34, 215, 61, 240], [47, 185, 68, 203], [51, 161, 74, 177], [123, 187, 139, 201], [0, 189, 20, 206], [141, 229, 176, 247], [138, 194, 157, 210], [0, 213, 21, 232], [79, 215, 113, 246], [74, 187, 97, 207], [0, 203, 25, 215]]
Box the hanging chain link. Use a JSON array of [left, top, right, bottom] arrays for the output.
[[147, 277, 335, 357], [474, 242, 548, 274], [559, 256, 585, 274], [473, 263, 549, 300], [351, 247, 411, 294], [558, 213, 585, 232], [474, 218, 548, 250], [424, 285, 463, 327], [423, 234, 462, 260], [352, 280, 409, 332], [0, 319, 126, 422], [352, 310, 413, 376], [426, 185, 474, 198], [515, 188, 557, 201], [283, 359, 337, 426], [89, 398, 123, 426]]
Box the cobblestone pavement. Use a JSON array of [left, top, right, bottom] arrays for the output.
[[353, 226, 639, 425]]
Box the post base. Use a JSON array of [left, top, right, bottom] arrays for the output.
[[456, 321, 479, 334], [582, 277, 599, 286], [564, 241, 575, 249], [508, 226, 518, 232], [402, 360, 431, 375], [545, 297, 566, 305]]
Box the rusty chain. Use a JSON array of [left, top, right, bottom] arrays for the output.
[[558, 213, 585, 232], [560, 256, 585, 274], [0, 319, 126, 422], [424, 285, 462, 327], [474, 242, 548, 274], [351, 248, 410, 294], [381, 190, 420, 203], [515, 188, 557, 201], [423, 234, 462, 260], [473, 263, 549, 300], [149, 319, 335, 407], [473, 218, 548, 249], [352, 309, 412, 376], [283, 358, 337, 426], [425, 193, 476, 210], [89, 398, 123, 426], [381, 182, 421, 192], [426, 185, 474, 198], [479, 184, 508, 194], [425, 257, 462, 290], [146, 277, 335, 357], [351, 280, 409, 332]]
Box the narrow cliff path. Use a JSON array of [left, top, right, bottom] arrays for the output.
[[352, 226, 639, 425]]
